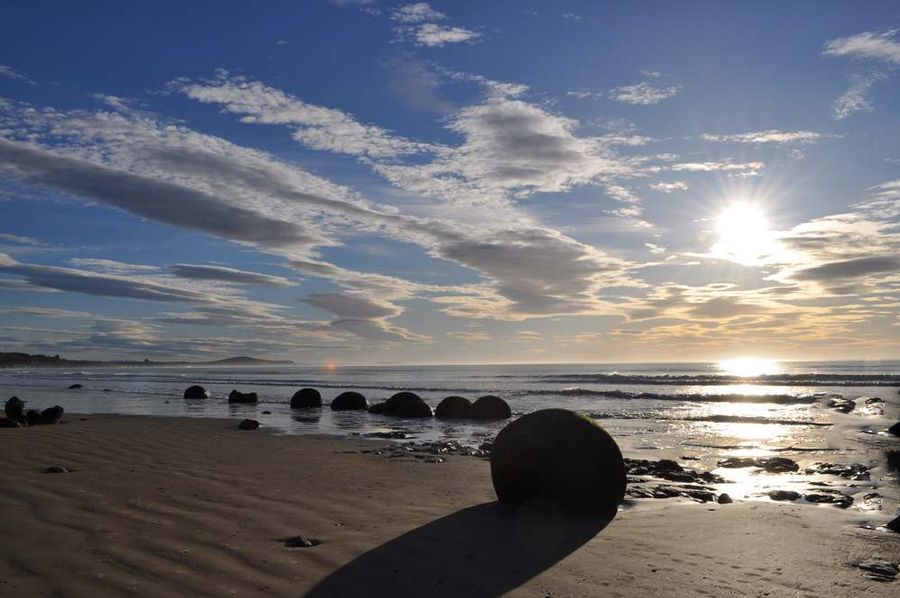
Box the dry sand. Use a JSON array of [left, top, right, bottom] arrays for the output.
[[0, 414, 897, 597]]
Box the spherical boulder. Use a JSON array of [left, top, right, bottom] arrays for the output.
[[291, 388, 322, 408], [435, 396, 472, 419], [183, 385, 209, 399], [39, 405, 64, 425], [370, 392, 425, 416], [24, 409, 41, 427], [490, 408, 626, 514], [471, 395, 512, 420], [395, 398, 434, 418], [331, 391, 368, 411], [4, 396, 24, 422], [228, 390, 258, 404], [888, 421, 900, 437]]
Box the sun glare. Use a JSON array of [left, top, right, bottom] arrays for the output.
[[718, 357, 780, 378], [711, 201, 778, 266]]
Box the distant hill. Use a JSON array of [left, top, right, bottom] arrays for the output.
[[0, 352, 294, 368]]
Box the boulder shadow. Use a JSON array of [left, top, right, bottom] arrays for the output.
[[305, 500, 616, 597]]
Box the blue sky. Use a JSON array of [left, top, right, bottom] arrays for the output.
[[0, 1, 898, 364]]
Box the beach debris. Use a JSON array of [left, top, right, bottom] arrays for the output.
[[68, 383, 83, 389], [228, 390, 258, 404], [857, 560, 898, 582], [826, 396, 855, 413], [768, 490, 800, 501], [237, 418, 260, 430], [717, 493, 733, 504], [330, 391, 368, 411], [804, 462, 870, 480], [435, 396, 473, 419], [183, 385, 209, 399], [282, 535, 320, 548], [490, 408, 625, 514], [717, 456, 799, 473], [42, 465, 71, 474], [470, 395, 512, 420], [886, 515, 900, 533], [4, 396, 24, 421], [291, 388, 322, 409]]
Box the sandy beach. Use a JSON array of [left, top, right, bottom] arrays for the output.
[[0, 414, 896, 597]]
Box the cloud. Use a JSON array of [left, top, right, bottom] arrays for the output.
[[0, 65, 35, 85], [832, 73, 884, 120], [304, 292, 400, 319], [169, 264, 294, 287], [608, 81, 679, 105], [330, 318, 429, 343], [0, 233, 48, 246], [384, 55, 455, 113], [649, 181, 688, 193], [176, 73, 438, 158], [700, 130, 832, 144], [670, 160, 764, 176], [793, 256, 900, 281], [447, 330, 491, 342], [824, 29, 900, 64], [69, 258, 160, 273], [390, 3, 445, 23]]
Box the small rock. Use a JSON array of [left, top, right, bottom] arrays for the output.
[[43, 465, 70, 474], [237, 419, 260, 430], [38, 405, 64, 425], [768, 490, 800, 501], [261, 410, 271, 414], [826, 397, 855, 413], [718, 456, 799, 473], [68, 384, 83, 390], [283, 536, 319, 548], [717, 493, 733, 504], [857, 560, 898, 581]]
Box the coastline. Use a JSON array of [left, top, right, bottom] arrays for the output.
[[1, 414, 897, 597]]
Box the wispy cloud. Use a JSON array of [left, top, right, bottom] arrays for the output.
[[824, 29, 900, 64], [649, 181, 688, 193], [169, 264, 294, 287], [700, 130, 833, 145], [608, 81, 680, 105], [832, 73, 884, 120], [390, 3, 480, 47], [0, 65, 35, 85]]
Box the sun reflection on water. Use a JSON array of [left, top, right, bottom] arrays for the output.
[[718, 357, 780, 378]]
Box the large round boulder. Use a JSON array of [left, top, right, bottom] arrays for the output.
[[490, 408, 626, 514], [435, 396, 472, 419], [471, 395, 512, 420], [38, 405, 64, 425], [395, 398, 434, 418], [291, 388, 322, 409], [183, 385, 209, 399], [889, 421, 900, 437], [331, 391, 368, 411], [228, 390, 258, 404], [4, 396, 24, 422], [370, 392, 425, 416]]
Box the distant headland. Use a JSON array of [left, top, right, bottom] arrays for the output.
[[0, 352, 295, 368]]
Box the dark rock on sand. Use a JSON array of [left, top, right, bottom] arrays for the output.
[[857, 560, 898, 581], [183, 385, 209, 399], [42, 465, 70, 474], [768, 490, 800, 501], [804, 492, 853, 508], [435, 396, 472, 419], [804, 462, 869, 480], [369, 392, 428, 417], [717, 456, 799, 473], [490, 408, 626, 514], [237, 419, 260, 430], [283, 535, 320, 548], [886, 515, 900, 533], [228, 390, 258, 404], [24, 409, 41, 426], [68, 384, 83, 390], [826, 397, 855, 413], [0, 418, 22, 428], [717, 493, 733, 504], [889, 421, 900, 437], [470, 395, 512, 420], [38, 405, 64, 425], [291, 388, 322, 409], [331, 391, 368, 411], [4, 396, 24, 422]]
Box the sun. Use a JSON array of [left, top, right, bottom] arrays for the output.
[[718, 357, 780, 377], [711, 201, 778, 266]]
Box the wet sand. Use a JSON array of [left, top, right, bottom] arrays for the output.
[[0, 414, 897, 597]]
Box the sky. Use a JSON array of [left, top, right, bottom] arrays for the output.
[[0, 1, 898, 365]]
